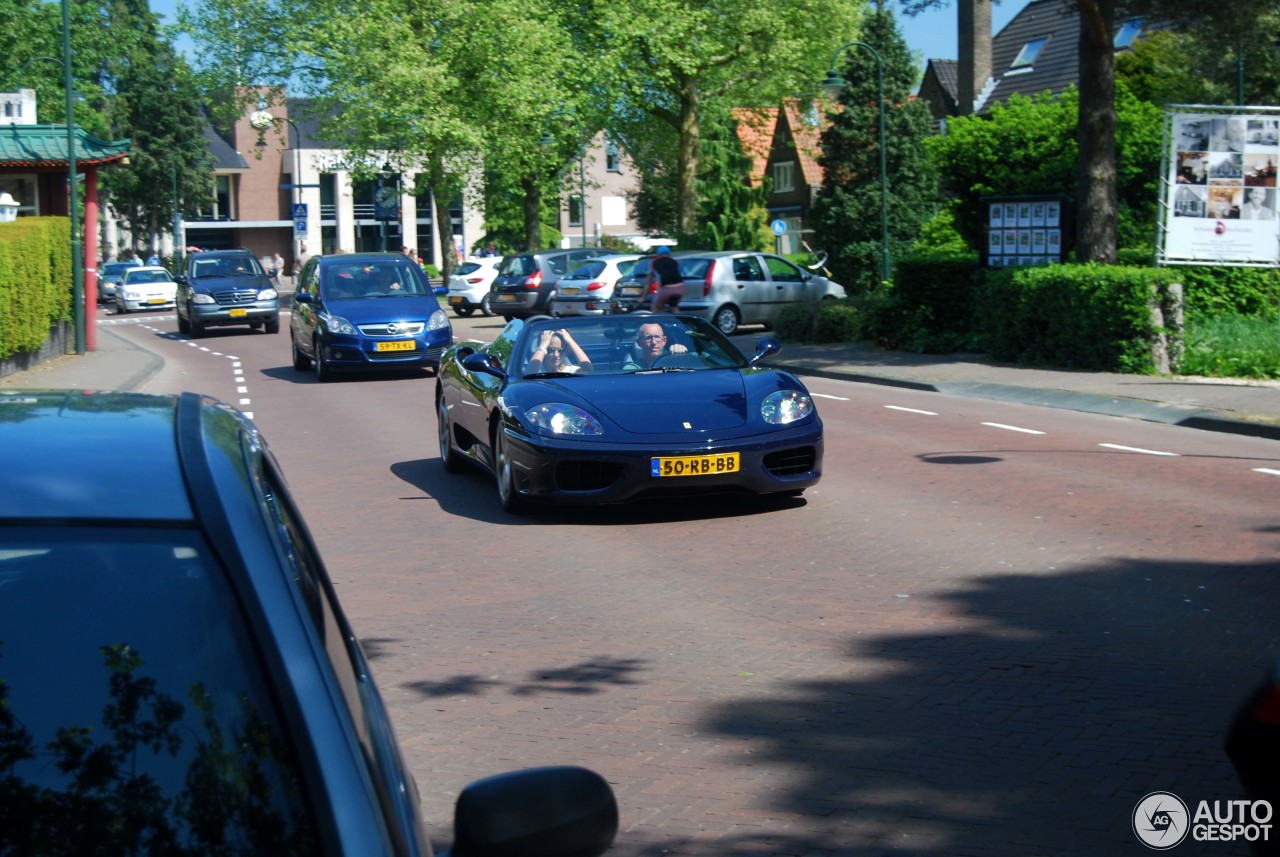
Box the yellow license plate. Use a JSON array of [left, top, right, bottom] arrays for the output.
[[147, 298, 167, 305], [229, 308, 247, 317], [496, 293, 517, 302], [620, 286, 641, 296], [448, 295, 463, 304], [652, 452, 739, 477], [560, 287, 580, 295], [376, 340, 416, 352]]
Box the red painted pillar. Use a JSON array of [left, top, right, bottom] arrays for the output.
[[84, 168, 98, 351], [84, 167, 99, 347]]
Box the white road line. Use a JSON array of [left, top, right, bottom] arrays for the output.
[[1099, 443, 1180, 457], [812, 392, 849, 401], [885, 405, 937, 415], [982, 422, 1046, 435], [1253, 468, 1280, 477]]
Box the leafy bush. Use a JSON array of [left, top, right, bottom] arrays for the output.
[[866, 256, 985, 353], [978, 263, 1175, 372], [773, 300, 864, 343], [0, 217, 72, 360]]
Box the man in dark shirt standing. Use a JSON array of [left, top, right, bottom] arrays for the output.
[[648, 245, 684, 312]]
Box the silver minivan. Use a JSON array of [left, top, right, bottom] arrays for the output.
[[611, 251, 846, 335]]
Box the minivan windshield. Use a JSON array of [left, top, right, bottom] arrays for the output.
[[192, 255, 266, 279]]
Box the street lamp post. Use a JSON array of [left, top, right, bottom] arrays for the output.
[[822, 40, 891, 283], [541, 110, 588, 248]]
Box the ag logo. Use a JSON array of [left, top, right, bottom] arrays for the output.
[[1134, 791, 1190, 849]]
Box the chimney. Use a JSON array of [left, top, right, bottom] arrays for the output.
[[958, 0, 992, 115]]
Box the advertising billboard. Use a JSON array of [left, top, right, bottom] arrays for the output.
[[1160, 109, 1280, 267]]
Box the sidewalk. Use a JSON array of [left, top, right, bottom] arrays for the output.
[[5, 325, 1280, 442]]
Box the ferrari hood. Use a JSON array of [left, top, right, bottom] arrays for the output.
[[550, 371, 750, 434]]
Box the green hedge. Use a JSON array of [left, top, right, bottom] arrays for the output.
[[978, 263, 1176, 372], [0, 217, 72, 360]]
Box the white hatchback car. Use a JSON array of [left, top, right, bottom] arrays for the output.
[[446, 256, 502, 317], [115, 265, 178, 314], [549, 255, 643, 317]]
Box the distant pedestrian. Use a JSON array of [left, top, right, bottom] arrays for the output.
[[272, 251, 285, 284], [147, 252, 160, 266], [293, 243, 310, 282], [648, 245, 684, 313], [478, 241, 499, 258]]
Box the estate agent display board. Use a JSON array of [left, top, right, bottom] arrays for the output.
[[982, 195, 1068, 268], [1160, 105, 1280, 268]]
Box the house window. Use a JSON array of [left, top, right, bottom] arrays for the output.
[[606, 139, 621, 173], [1011, 38, 1047, 69], [568, 194, 583, 227], [1114, 18, 1142, 49], [773, 161, 796, 193]]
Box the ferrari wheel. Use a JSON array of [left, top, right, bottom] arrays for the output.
[[438, 395, 463, 473], [494, 427, 526, 513]]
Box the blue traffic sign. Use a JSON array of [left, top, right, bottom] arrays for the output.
[[770, 219, 788, 236]]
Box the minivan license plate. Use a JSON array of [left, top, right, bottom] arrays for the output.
[[651, 453, 739, 477]]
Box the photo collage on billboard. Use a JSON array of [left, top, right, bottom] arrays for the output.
[[986, 199, 1062, 267], [1171, 116, 1278, 222]]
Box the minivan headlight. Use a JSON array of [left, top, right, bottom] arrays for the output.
[[761, 390, 813, 425], [257, 287, 278, 300], [325, 315, 357, 335], [427, 309, 451, 331], [192, 293, 216, 305]]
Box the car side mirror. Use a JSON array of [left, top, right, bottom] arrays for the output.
[[749, 337, 782, 366], [451, 766, 617, 857], [174, 274, 188, 285], [461, 351, 507, 380], [293, 291, 314, 304]]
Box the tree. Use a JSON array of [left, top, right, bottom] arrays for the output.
[[924, 82, 1163, 254], [812, 9, 938, 292], [585, 0, 867, 238], [0, 0, 210, 256], [902, 0, 1274, 264], [95, 0, 211, 254], [688, 108, 771, 251]]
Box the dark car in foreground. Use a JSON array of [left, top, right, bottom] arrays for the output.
[[0, 389, 619, 856], [290, 252, 453, 381], [435, 313, 823, 512], [175, 248, 281, 336], [1226, 656, 1280, 855]]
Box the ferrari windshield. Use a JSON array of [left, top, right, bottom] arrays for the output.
[[514, 315, 748, 378]]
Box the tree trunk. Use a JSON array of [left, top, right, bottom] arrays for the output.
[[522, 173, 542, 251], [676, 74, 701, 238], [430, 158, 457, 282], [1075, 0, 1117, 264]]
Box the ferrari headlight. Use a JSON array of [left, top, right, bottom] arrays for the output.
[[427, 309, 451, 331], [325, 315, 357, 335], [525, 403, 603, 436], [761, 390, 813, 425]]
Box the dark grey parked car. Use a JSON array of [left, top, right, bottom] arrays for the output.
[[488, 248, 619, 320], [0, 389, 619, 856], [175, 248, 281, 337]]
